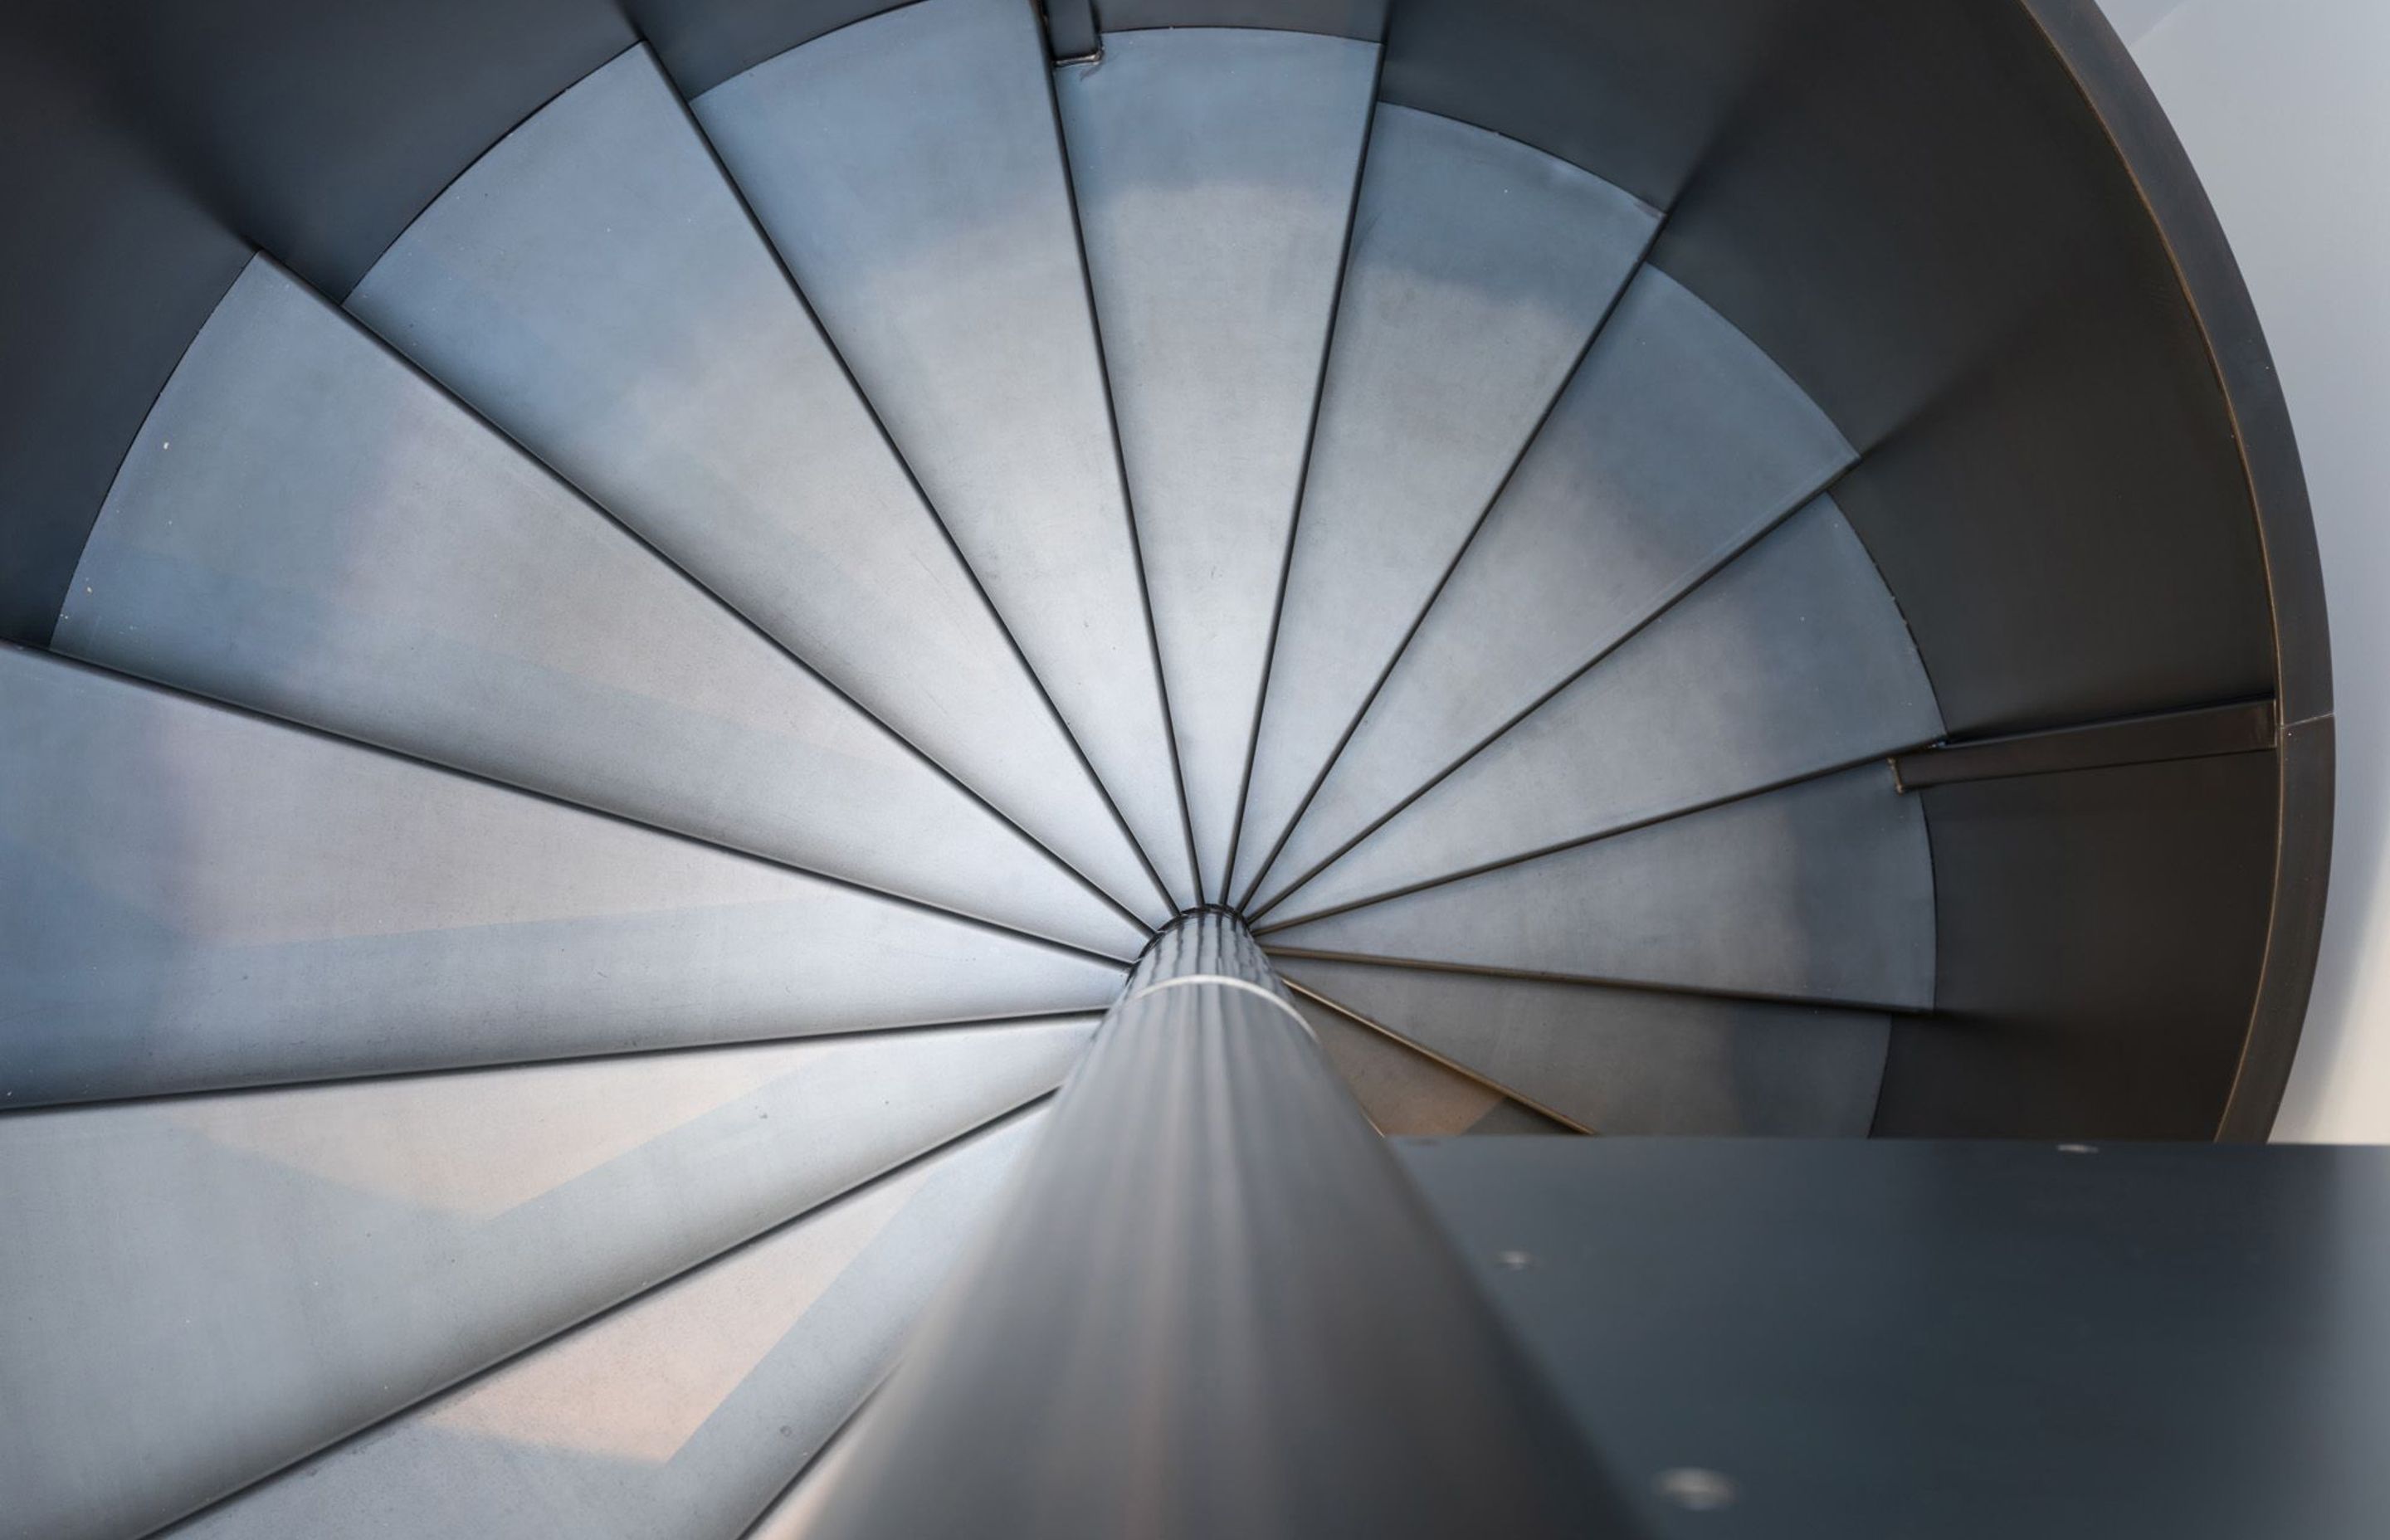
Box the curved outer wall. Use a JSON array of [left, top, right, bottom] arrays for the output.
[[0, 0, 2329, 1138], [2100, 0, 2390, 1142]]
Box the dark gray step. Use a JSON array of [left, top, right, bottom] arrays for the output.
[[1259, 496, 1944, 921], [1249, 264, 1855, 904], [1281, 958, 1888, 1137], [1265, 765, 1934, 1012], [1294, 988, 1575, 1136], [1232, 103, 1658, 906]]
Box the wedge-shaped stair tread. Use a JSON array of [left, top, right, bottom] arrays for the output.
[[695, 0, 1195, 904], [1233, 105, 1657, 905], [173, 1109, 1046, 1540], [1266, 766, 1932, 1011], [1294, 992, 1571, 1137], [51, 258, 1139, 958], [1056, 27, 1376, 899], [1258, 266, 1855, 901], [1280, 959, 1888, 1137], [0, 648, 1120, 1105], [1261, 496, 1944, 921], [0, 1020, 1088, 1540], [347, 46, 1165, 924]]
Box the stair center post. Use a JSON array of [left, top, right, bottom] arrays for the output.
[[794, 910, 1641, 1538]]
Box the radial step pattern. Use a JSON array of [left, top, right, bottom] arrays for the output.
[[55, 258, 1143, 958], [692, 0, 1198, 907], [1263, 763, 1934, 1011], [0, 646, 1119, 1106], [1231, 100, 1660, 907], [0, 6, 1982, 1533], [1245, 264, 1858, 907], [346, 43, 1168, 926], [0, 1022, 1088, 1540], [1257, 495, 1944, 922], [169, 1109, 1048, 1540], [1056, 25, 1377, 899]]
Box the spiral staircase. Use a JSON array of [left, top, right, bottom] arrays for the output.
[[0, 0, 2336, 1536]]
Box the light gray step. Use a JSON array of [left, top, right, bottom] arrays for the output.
[[345, 46, 1168, 927], [172, 1107, 1047, 1540], [1054, 27, 1377, 900], [52, 258, 1143, 960], [1256, 496, 1945, 922], [1292, 989, 1574, 1137], [0, 1019, 1091, 1540], [694, 0, 1197, 907], [1263, 765, 1934, 1011], [1280, 959, 1889, 1137], [1230, 104, 1658, 907], [1246, 265, 1856, 904], [0, 646, 1121, 1106], [744, 1400, 871, 1539]]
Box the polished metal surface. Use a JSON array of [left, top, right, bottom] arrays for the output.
[[1284, 960, 1889, 1137], [347, 46, 1168, 924], [1121, 906, 1283, 995], [1266, 766, 1934, 1011], [0, 646, 1119, 1105], [1232, 103, 1658, 905], [1400, 1140, 2390, 1539], [1257, 265, 1855, 902], [0, 1019, 1092, 1540], [0, 10, 2338, 1538], [1261, 497, 1945, 923], [1056, 27, 1375, 900], [796, 915, 1632, 1538], [693, 0, 1197, 906], [175, 1108, 1048, 1540], [52, 258, 1143, 958], [1294, 991, 1569, 1136]]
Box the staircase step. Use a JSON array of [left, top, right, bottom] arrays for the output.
[[1252, 265, 1854, 900], [694, 0, 1197, 906], [347, 45, 1168, 925], [1464, 1100, 1580, 1136], [1258, 495, 1944, 920], [1294, 991, 1572, 1136], [1264, 765, 1933, 1011], [170, 1109, 1046, 1540], [1280, 959, 1888, 1136], [743, 1401, 871, 1539], [52, 258, 1143, 958], [1232, 104, 1658, 906], [1055, 26, 1377, 899], [0, 646, 1120, 1105], [0, 1020, 1090, 1540]]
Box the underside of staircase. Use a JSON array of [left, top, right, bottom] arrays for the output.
[[0, 1, 2333, 1537]]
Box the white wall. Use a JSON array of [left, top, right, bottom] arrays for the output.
[[2093, 0, 2390, 1139]]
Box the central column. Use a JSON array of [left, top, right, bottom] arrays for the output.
[[797, 912, 1637, 1538]]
